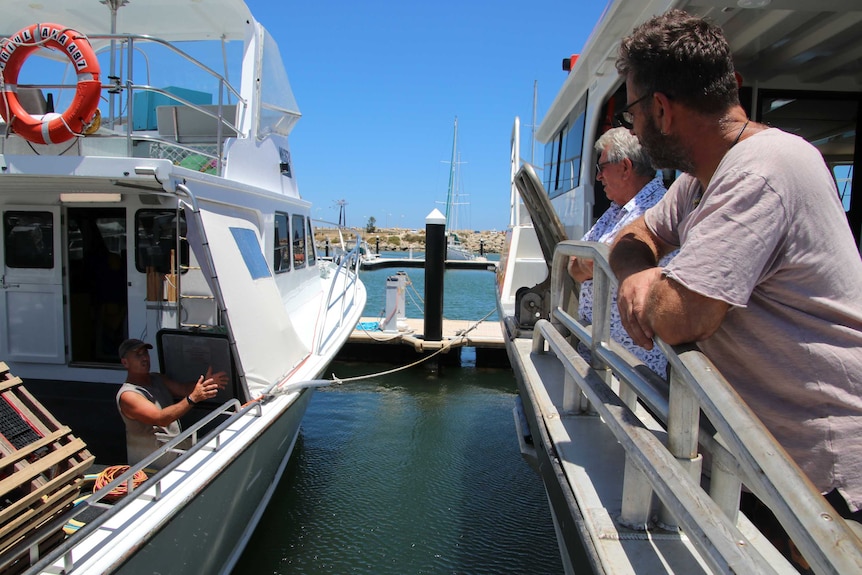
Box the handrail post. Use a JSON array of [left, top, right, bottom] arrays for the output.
[[659, 367, 703, 529]]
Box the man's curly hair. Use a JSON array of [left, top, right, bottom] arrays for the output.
[[616, 9, 739, 115]]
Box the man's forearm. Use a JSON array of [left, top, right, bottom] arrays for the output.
[[609, 218, 661, 281]]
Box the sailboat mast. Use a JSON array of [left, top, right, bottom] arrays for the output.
[[445, 116, 458, 231]]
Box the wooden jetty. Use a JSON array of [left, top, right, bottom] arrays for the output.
[[360, 257, 498, 271], [339, 317, 509, 368]]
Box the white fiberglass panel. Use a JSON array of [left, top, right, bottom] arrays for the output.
[[196, 206, 310, 397]]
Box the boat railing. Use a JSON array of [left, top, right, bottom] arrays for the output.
[[537, 240, 862, 575], [316, 234, 363, 355], [7, 32, 247, 176], [6, 398, 261, 574]]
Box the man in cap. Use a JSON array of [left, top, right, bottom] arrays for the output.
[[116, 338, 227, 469]]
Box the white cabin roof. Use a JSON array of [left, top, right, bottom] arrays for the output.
[[538, 0, 862, 142], [0, 0, 253, 43]]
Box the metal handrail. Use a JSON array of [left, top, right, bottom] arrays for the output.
[[10, 32, 248, 174], [541, 240, 862, 575], [316, 234, 363, 355], [5, 398, 262, 573]]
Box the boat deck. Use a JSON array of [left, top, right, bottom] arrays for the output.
[[510, 335, 790, 574]]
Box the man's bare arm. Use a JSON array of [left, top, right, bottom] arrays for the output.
[[610, 217, 728, 349]]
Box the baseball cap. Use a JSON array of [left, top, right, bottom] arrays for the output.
[[118, 338, 153, 358]]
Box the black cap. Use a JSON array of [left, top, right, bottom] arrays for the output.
[[118, 338, 152, 358]]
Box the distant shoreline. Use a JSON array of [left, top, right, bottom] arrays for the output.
[[315, 227, 507, 254]]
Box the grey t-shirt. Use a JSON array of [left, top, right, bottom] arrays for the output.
[[116, 375, 181, 469], [645, 128, 862, 510]]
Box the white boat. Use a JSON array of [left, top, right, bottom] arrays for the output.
[[443, 117, 485, 262], [498, 1, 862, 574], [0, 1, 366, 573]]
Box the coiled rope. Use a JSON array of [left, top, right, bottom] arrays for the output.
[[93, 465, 148, 501]]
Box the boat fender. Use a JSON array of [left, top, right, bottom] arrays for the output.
[[0, 23, 101, 144]]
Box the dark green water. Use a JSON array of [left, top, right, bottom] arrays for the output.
[[233, 259, 563, 574]]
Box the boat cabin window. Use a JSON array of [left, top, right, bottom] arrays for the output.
[[134, 210, 189, 274], [274, 212, 290, 273], [292, 214, 306, 270], [306, 219, 317, 266], [4, 212, 53, 269], [835, 164, 854, 211], [545, 96, 587, 199], [757, 91, 860, 245]]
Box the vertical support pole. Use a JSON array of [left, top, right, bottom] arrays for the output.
[[424, 209, 446, 341], [659, 369, 704, 529]]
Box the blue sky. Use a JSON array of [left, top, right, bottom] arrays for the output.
[[245, 0, 609, 231]]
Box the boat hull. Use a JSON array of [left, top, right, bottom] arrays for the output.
[[119, 390, 310, 574]]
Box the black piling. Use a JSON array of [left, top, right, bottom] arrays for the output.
[[424, 209, 446, 342]]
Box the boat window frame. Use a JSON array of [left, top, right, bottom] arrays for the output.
[[545, 94, 588, 199], [306, 218, 317, 266], [291, 213, 306, 270], [755, 89, 861, 246], [133, 208, 189, 275], [3, 211, 54, 269], [273, 211, 291, 273]]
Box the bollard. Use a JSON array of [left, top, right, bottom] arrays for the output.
[[382, 274, 406, 332], [424, 208, 446, 341]]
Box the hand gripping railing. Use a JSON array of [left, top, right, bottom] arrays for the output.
[[536, 240, 862, 575]]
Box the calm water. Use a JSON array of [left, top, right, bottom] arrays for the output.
[[233, 255, 562, 574]]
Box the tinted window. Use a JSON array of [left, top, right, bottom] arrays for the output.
[[306, 218, 317, 266], [4, 211, 53, 268], [135, 209, 188, 273], [292, 214, 306, 269], [274, 212, 290, 272]]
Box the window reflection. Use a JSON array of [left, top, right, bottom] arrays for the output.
[[4, 211, 53, 269]]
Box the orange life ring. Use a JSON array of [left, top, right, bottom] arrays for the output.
[[0, 23, 101, 145]]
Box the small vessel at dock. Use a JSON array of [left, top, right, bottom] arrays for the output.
[[498, 1, 862, 574], [0, 1, 365, 573]]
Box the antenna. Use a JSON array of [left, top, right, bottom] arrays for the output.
[[333, 199, 348, 228]]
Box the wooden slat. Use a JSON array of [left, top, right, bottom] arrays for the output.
[[0, 438, 87, 498], [0, 456, 93, 526], [2, 390, 55, 437], [0, 374, 24, 393], [0, 428, 70, 470], [11, 384, 63, 429], [0, 484, 79, 553]]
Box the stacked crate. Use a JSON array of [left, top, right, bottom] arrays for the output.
[[0, 362, 94, 565]]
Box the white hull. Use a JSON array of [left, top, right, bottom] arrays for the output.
[[0, 2, 367, 572]]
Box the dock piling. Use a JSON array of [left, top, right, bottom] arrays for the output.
[[424, 209, 446, 342]]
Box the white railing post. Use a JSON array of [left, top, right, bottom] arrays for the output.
[[659, 367, 703, 529]]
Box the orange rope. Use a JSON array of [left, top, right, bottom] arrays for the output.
[[93, 465, 148, 501]]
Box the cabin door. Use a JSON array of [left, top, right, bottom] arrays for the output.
[[0, 206, 64, 363], [67, 208, 128, 364]]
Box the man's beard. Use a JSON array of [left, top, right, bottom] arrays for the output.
[[638, 113, 695, 174]]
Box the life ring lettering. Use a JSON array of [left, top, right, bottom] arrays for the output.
[[0, 22, 101, 145]]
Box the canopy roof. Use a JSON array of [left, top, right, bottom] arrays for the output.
[[0, 0, 253, 43]]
